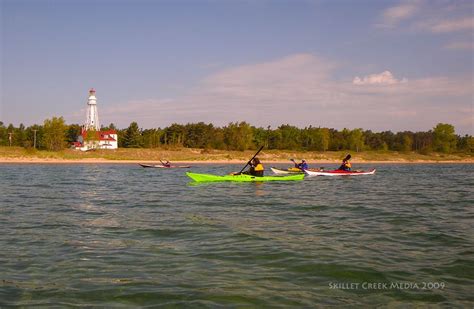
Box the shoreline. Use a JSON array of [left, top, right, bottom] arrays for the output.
[[0, 158, 472, 164]]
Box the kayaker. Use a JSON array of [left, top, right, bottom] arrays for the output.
[[162, 160, 171, 168], [295, 159, 309, 170], [248, 157, 264, 176], [338, 156, 352, 171]]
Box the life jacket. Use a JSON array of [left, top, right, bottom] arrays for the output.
[[342, 162, 352, 170], [254, 163, 264, 171]]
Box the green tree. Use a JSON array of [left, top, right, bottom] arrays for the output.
[[67, 124, 82, 143], [275, 125, 301, 149], [210, 127, 226, 149], [392, 132, 414, 152], [364, 130, 386, 150], [123, 122, 144, 148], [433, 123, 457, 153], [466, 136, 474, 153], [13, 124, 28, 147], [329, 129, 346, 151], [402, 134, 413, 152], [456, 135, 474, 153], [267, 129, 282, 149], [302, 126, 329, 151], [413, 131, 433, 153], [348, 129, 365, 152], [252, 126, 268, 149], [380, 131, 396, 150], [184, 122, 215, 148], [42, 117, 68, 151], [142, 128, 163, 148], [117, 129, 127, 148], [163, 123, 186, 146], [101, 123, 117, 131], [223, 122, 254, 151], [0, 122, 7, 146]]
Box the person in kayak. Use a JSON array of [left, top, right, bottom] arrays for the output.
[[248, 157, 264, 176], [161, 160, 171, 168], [294, 159, 309, 170], [338, 156, 352, 171]]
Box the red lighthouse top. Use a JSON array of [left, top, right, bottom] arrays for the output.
[[89, 88, 96, 94]]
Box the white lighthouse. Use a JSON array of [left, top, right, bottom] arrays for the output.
[[73, 88, 118, 151], [85, 88, 100, 131]]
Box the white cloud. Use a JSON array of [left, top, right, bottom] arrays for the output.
[[382, 1, 419, 26], [430, 16, 474, 33], [352, 71, 407, 85], [100, 54, 473, 134], [377, 1, 473, 53], [444, 41, 474, 50], [199, 54, 337, 107]]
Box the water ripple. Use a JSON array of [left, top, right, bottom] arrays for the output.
[[0, 163, 472, 306]]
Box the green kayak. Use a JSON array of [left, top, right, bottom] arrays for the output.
[[186, 172, 305, 182]]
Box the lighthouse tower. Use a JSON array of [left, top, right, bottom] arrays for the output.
[[85, 88, 100, 131]]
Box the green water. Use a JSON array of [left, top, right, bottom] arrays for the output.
[[1, 163, 473, 307]]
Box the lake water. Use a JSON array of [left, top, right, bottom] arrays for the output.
[[0, 163, 473, 307]]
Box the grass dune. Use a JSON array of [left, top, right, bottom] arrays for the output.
[[0, 147, 472, 163]]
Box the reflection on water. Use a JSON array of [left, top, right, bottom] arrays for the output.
[[254, 182, 266, 196], [0, 163, 473, 307]]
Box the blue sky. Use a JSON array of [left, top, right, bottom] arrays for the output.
[[1, 0, 473, 134]]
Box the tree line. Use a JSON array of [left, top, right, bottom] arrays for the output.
[[0, 117, 472, 154]]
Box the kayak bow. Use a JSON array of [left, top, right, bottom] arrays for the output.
[[186, 172, 305, 182]]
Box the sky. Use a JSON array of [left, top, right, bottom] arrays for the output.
[[1, 0, 473, 134]]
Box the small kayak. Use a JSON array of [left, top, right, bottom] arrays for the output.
[[139, 163, 191, 168], [304, 169, 376, 176], [270, 167, 304, 174], [186, 172, 305, 182]]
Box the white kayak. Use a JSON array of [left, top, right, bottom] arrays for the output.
[[270, 167, 304, 174], [304, 169, 376, 176]]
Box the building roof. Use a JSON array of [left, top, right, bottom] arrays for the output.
[[81, 130, 118, 142]]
